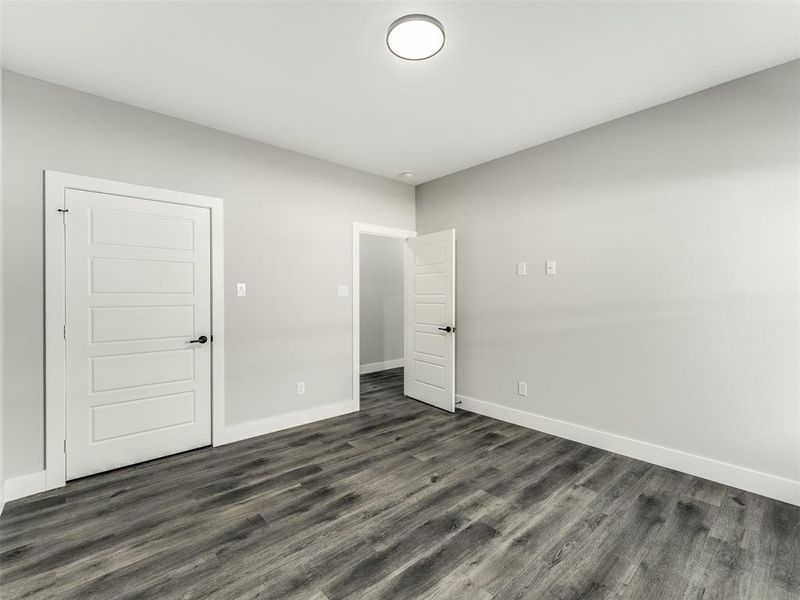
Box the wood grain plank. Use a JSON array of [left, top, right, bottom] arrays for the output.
[[1, 367, 797, 600]]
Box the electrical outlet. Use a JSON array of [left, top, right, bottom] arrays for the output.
[[236, 282, 247, 297], [516, 262, 527, 276], [338, 285, 349, 297], [297, 381, 305, 395], [518, 381, 528, 397], [545, 261, 557, 275]]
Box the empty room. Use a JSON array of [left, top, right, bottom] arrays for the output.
[[0, 1, 798, 599]]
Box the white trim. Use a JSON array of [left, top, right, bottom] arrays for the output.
[[5, 471, 48, 502], [352, 222, 416, 412], [6, 400, 352, 502], [9, 401, 351, 502], [458, 393, 800, 507], [44, 171, 225, 492], [222, 401, 354, 445], [360, 358, 404, 375]]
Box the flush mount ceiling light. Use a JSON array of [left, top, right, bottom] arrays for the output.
[[386, 14, 445, 61]]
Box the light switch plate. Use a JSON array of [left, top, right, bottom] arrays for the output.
[[546, 261, 557, 275], [518, 381, 528, 397], [297, 381, 305, 395], [236, 282, 247, 297], [338, 285, 349, 297], [516, 262, 527, 276]]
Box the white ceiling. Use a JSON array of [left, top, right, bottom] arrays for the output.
[[2, 1, 798, 183]]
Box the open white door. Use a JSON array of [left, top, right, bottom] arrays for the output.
[[404, 229, 456, 412]]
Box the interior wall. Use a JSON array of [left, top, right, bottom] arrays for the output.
[[0, 6, 5, 513], [1, 70, 415, 481], [359, 234, 404, 368], [416, 61, 800, 490]]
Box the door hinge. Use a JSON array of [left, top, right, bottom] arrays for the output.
[[64, 440, 67, 453], [63, 324, 66, 340]]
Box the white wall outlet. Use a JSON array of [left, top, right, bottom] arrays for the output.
[[518, 381, 528, 397], [338, 285, 349, 297], [296, 381, 306, 395], [516, 262, 527, 276], [236, 282, 247, 297], [545, 261, 557, 275]]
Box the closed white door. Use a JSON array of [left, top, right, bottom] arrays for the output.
[[404, 229, 456, 412], [64, 189, 212, 479]]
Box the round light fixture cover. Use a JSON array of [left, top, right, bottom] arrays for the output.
[[387, 14, 445, 61]]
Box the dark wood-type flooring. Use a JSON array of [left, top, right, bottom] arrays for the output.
[[1, 368, 798, 599]]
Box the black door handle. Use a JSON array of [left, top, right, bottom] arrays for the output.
[[189, 335, 208, 344], [438, 326, 453, 333]]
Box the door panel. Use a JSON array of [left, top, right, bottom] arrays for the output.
[[90, 208, 195, 250], [91, 392, 196, 442], [91, 257, 195, 293], [91, 305, 195, 343], [414, 331, 446, 357], [415, 303, 446, 325], [404, 229, 456, 412], [65, 189, 211, 479], [414, 272, 446, 295], [414, 360, 447, 389], [91, 349, 196, 392]]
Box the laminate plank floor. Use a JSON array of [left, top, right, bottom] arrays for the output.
[[1, 368, 797, 599]]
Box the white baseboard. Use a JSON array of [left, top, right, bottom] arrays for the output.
[[4, 470, 48, 503], [457, 394, 800, 507], [360, 359, 404, 375], [10, 397, 794, 507], [1, 402, 355, 503], [222, 400, 354, 445]]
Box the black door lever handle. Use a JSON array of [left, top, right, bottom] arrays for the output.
[[438, 326, 453, 333], [189, 335, 208, 344]]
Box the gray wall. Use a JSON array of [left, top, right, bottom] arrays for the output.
[[416, 61, 800, 483], [359, 234, 404, 367], [0, 9, 5, 509], [2, 71, 414, 480]]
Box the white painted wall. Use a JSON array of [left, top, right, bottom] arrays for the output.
[[416, 61, 800, 500], [359, 234, 404, 370], [1, 71, 414, 481]]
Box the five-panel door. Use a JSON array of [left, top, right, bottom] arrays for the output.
[[404, 229, 456, 412], [64, 189, 212, 479]]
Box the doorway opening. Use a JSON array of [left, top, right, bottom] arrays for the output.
[[352, 223, 415, 411], [352, 222, 456, 413], [359, 231, 406, 411]]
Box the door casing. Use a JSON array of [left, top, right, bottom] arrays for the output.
[[44, 171, 225, 491]]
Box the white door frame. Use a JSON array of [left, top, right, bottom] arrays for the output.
[[352, 222, 416, 411], [44, 171, 225, 491]]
